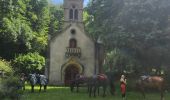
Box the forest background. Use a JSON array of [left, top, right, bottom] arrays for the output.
[[0, 0, 170, 81]]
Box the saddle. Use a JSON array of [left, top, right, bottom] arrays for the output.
[[141, 75, 151, 83], [97, 74, 107, 81]]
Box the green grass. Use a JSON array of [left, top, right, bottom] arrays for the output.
[[21, 85, 170, 100]]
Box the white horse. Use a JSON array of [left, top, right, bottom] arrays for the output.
[[28, 74, 48, 92]]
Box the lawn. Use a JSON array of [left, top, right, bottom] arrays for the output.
[[21, 85, 170, 100]]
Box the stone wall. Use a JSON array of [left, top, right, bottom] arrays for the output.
[[49, 23, 95, 85]]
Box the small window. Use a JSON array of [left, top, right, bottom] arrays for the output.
[[74, 9, 78, 20], [69, 9, 73, 19], [69, 39, 77, 48]]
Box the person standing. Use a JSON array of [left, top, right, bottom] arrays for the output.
[[20, 73, 26, 90], [120, 74, 127, 100]]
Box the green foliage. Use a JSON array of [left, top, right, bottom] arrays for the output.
[[86, 0, 170, 72], [49, 4, 63, 36], [104, 48, 139, 73], [0, 58, 13, 74], [0, 75, 23, 100], [0, 0, 50, 59], [13, 52, 45, 75]]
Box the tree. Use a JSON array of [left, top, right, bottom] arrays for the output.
[[49, 4, 63, 36], [13, 52, 45, 75], [27, 0, 50, 53], [0, 0, 50, 59], [0, 58, 13, 74], [86, 0, 170, 72]]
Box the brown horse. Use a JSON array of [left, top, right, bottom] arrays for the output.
[[89, 74, 109, 97], [70, 74, 90, 92], [136, 75, 165, 100]]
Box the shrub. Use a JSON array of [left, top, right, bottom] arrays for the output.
[[0, 75, 23, 100], [0, 58, 13, 76], [13, 52, 45, 75], [104, 48, 139, 73]]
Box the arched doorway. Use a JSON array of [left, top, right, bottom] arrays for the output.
[[64, 64, 80, 85]]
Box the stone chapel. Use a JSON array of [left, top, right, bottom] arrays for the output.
[[46, 0, 104, 85]]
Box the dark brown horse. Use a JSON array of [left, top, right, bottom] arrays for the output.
[[70, 74, 90, 92], [136, 76, 165, 100], [89, 74, 109, 97]]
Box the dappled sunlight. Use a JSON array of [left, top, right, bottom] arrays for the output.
[[25, 85, 69, 90]]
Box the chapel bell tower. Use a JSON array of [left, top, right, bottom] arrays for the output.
[[47, 0, 98, 85], [64, 0, 83, 23]]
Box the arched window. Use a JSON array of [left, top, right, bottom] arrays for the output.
[[69, 9, 73, 20], [69, 39, 77, 48], [69, 5, 79, 21], [74, 9, 78, 20]]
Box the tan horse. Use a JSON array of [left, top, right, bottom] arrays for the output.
[[136, 76, 165, 100]]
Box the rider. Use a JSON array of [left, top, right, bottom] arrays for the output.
[[120, 74, 127, 100]]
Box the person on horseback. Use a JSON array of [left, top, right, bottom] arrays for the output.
[[120, 74, 127, 100]]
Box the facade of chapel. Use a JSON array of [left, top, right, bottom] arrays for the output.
[[46, 0, 104, 85]]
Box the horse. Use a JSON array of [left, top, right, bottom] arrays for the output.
[[70, 74, 90, 92], [136, 75, 165, 100], [89, 74, 109, 97], [28, 73, 48, 92]]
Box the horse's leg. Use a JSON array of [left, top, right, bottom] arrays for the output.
[[159, 87, 164, 100], [87, 84, 89, 93], [76, 83, 79, 92], [39, 84, 42, 92], [21, 81, 25, 91], [93, 85, 96, 97], [138, 86, 145, 100], [44, 85, 47, 92], [161, 90, 164, 100], [141, 88, 145, 99], [112, 84, 115, 95], [89, 83, 93, 97], [23, 84, 25, 91], [31, 85, 34, 92], [103, 86, 106, 97], [70, 82, 74, 92], [89, 85, 92, 97], [97, 86, 99, 96]]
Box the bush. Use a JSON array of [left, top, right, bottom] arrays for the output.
[[0, 75, 23, 100], [0, 58, 13, 76], [13, 52, 45, 75], [104, 48, 139, 73]]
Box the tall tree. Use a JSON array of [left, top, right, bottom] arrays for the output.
[[0, 0, 33, 59], [86, 0, 170, 72], [0, 0, 50, 59], [48, 4, 63, 36]]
